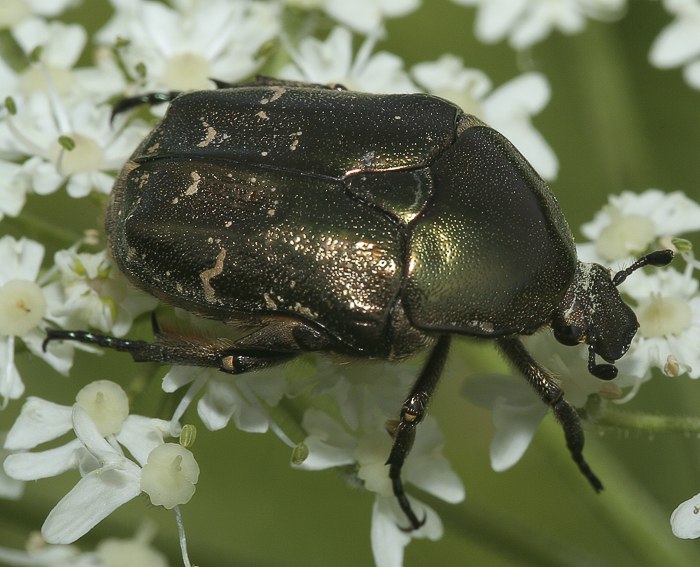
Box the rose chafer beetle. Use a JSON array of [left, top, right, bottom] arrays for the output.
[[45, 77, 673, 530]]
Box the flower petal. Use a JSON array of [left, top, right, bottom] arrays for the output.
[[490, 395, 547, 471], [42, 462, 142, 544], [3, 438, 83, 480], [4, 397, 72, 450], [650, 19, 700, 68], [671, 492, 700, 539], [370, 496, 442, 567], [370, 497, 411, 567], [117, 415, 171, 466]]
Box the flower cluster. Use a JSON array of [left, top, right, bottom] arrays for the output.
[[1, 1, 700, 566]]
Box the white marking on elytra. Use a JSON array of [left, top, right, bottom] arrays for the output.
[[137, 172, 150, 189], [185, 171, 201, 195], [200, 248, 226, 303], [263, 292, 277, 310], [259, 86, 286, 105], [196, 122, 217, 148], [289, 130, 302, 151]]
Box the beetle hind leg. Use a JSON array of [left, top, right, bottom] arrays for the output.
[[43, 318, 331, 375], [386, 335, 451, 530]]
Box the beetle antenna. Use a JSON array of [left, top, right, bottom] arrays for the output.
[[612, 249, 674, 287]]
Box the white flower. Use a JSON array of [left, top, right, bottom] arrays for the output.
[[0, 20, 85, 101], [0, 539, 82, 567], [370, 496, 443, 567], [163, 364, 290, 434], [306, 356, 418, 431], [97, 0, 280, 91], [0, 20, 126, 220], [296, 403, 463, 566], [3, 381, 197, 544], [279, 26, 418, 93], [0, 0, 80, 29], [2, 19, 125, 102], [11, 402, 140, 543], [140, 443, 199, 509], [0, 523, 169, 567], [464, 372, 547, 472], [321, 0, 420, 35], [412, 55, 557, 179], [4, 381, 171, 473], [671, 491, 700, 538], [650, 0, 700, 89], [454, 0, 626, 49], [579, 189, 700, 265], [621, 267, 700, 379], [0, 432, 23, 500], [0, 236, 75, 407], [52, 249, 158, 336], [1, 93, 148, 201]]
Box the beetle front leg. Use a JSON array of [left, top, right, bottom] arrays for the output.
[[496, 336, 603, 492], [386, 335, 451, 530]]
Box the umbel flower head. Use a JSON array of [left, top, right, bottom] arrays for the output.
[[3, 380, 197, 543]]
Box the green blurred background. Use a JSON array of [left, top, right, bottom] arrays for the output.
[[2, 1, 700, 565]]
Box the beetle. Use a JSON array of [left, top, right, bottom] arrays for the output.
[[44, 77, 673, 530]]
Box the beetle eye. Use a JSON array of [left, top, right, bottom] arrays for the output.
[[552, 323, 583, 347]]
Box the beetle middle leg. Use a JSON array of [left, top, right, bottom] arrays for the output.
[[386, 335, 452, 530], [496, 336, 603, 492]]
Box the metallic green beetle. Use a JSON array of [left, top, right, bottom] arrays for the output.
[[45, 79, 672, 529]]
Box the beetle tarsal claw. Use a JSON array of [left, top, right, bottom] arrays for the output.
[[397, 512, 427, 533]]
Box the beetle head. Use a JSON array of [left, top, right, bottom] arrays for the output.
[[551, 250, 674, 380]]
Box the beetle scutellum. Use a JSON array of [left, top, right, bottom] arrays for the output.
[[44, 77, 673, 530]]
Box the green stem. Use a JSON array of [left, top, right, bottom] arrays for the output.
[[540, 420, 696, 567], [595, 407, 700, 434], [428, 493, 604, 567], [3, 209, 83, 248]]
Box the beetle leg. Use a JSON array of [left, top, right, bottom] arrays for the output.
[[111, 91, 182, 121], [43, 320, 331, 374], [386, 335, 451, 531], [212, 76, 347, 91], [496, 336, 604, 493], [42, 327, 293, 371]]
